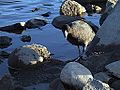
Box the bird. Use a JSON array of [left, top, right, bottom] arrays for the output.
[[62, 19, 98, 60]]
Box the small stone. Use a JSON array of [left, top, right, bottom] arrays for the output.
[[25, 18, 47, 29], [41, 12, 51, 17], [20, 35, 31, 42], [83, 79, 111, 90], [60, 62, 93, 89], [94, 72, 111, 83], [0, 22, 26, 34], [43, 3, 54, 6], [105, 60, 120, 78], [0, 51, 10, 58], [0, 36, 12, 49], [31, 7, 41, 12]]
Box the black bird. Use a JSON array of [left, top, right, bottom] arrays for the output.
[[62, 19, 98, 60]]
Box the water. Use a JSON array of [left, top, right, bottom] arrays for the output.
[[0, 0, 100, 62]]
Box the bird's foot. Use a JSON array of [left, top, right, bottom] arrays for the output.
[[66, 57, 81, 63], [80, 54, 88, 60]]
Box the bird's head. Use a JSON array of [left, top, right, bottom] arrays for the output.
[[62, 24, 71, 38]]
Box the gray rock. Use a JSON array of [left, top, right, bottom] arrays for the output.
[[99, 0, 118, 26], [111, 80, 120, 90], [0, 51, 10, 58], [20, 35, 31, 42], [60, 0, 86, 16], [0, 22, 26, 34], [0, 36, 12, 49], [0, 74, 14, 90], [25, 83, 49, 90], [60, 62, 93, 89], [49, 78, 65, 90], [52, 15, 84, 29], [106, 0, 118, 13], [25, 18, 47, 29], [105, 60, 120, 78], [94, 72, 111, 83], [41, 12, 51, 17], [8, 44, 51, 69], [83, 79, 111, 90], [9, 59, 65, 86], [96, 0, 120, 45]]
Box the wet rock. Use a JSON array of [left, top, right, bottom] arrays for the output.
[[8, 44, 51, 69], [52, 15, 84, 29], [0, 57, 3, 64], [43, 3, 54, 6], [0, 22, 26, 34], [74, 0, 107, 13], [94, 72, 111, 83], [110, 80, 120, 90], [0, 74, 14, 90], [13, 86, 26, 90], [99, 0, 118, 25], [0, 36, 12, 49], [0, 51, 10, 58], [106, 0, 118, 13], [96, 0, 120, 45], [25, 83, 49, 90], [83, 79, 111, 90], [60, 62, 93, 89], [9, 59, 65, 86], [31, 7, 41, 12], [41, 12, 51, 17], [60, 0, 86, 16], [105, 60, 120, 78], [20, 35, 31, 42], [99, 12, 109, 26], [25, 18, 47, 29], [49, 78, 65, 90]]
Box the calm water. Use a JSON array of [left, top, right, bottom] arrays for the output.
[[0, 0, 100, 61]]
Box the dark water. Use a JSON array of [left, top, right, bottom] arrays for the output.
[[0, 0, 100, 78]]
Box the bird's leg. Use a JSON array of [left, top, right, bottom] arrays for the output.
[[81, 44, 88, 60], [78, 45, 81, 57], [72, 45, 82, 62]]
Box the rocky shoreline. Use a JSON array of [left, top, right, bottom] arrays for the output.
[[0, 0, 120, 90]]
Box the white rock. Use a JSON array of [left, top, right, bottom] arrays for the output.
[[60, 62, 93, 89], [83, 79, 111, 90], [105, 60, 120, 78]]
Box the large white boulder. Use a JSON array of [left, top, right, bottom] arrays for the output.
[[60, 62, 93, 89]]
